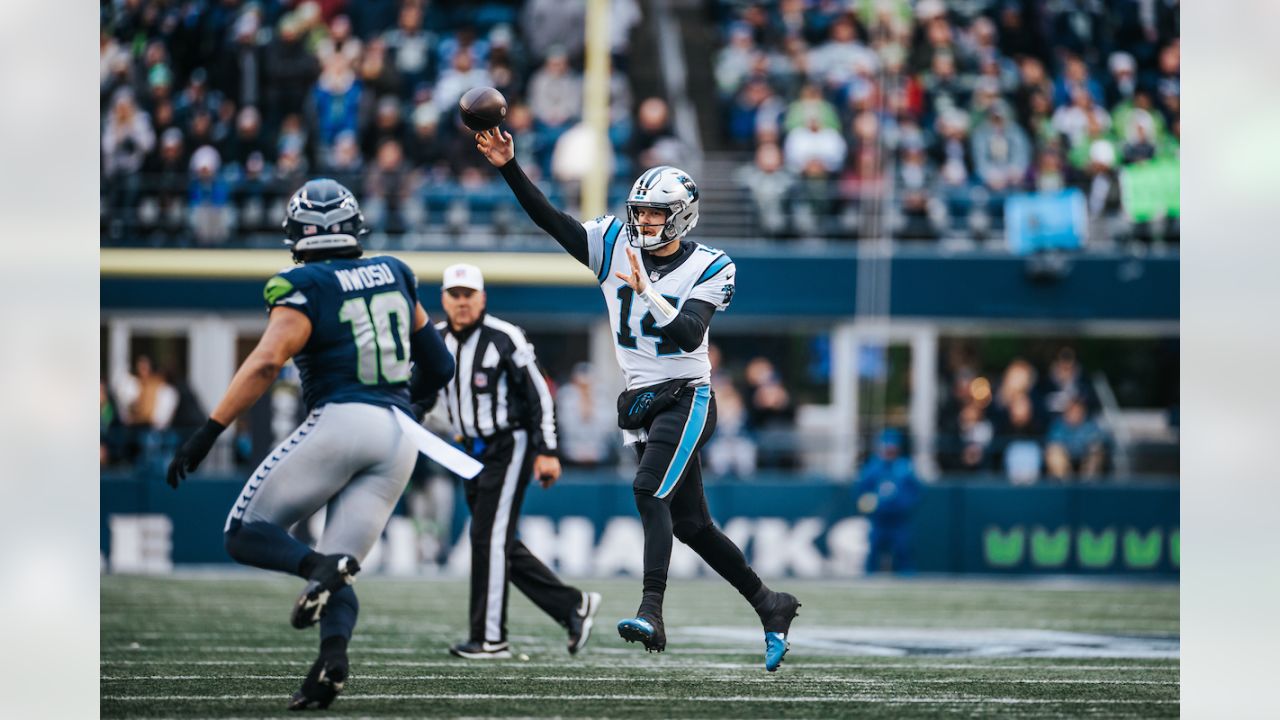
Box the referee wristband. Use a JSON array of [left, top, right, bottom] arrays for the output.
[[639, 284, 679, 325]]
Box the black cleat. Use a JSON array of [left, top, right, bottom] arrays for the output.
[[291, 554, 360, 630], [758, 591, 802, 672], [448, 640, 513, 659], [567, 591, 602, 655], [617, 613, 666, 653], [287, 652, 348, 710]]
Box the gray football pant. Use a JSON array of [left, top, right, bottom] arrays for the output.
[[225, 402, 418, 561]]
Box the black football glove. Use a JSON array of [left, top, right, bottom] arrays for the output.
[[166, 418, 227, 489]]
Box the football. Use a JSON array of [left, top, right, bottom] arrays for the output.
[[459, 86, 508, 132]]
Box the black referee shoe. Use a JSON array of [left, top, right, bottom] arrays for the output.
[[449, 640, 513, 660], [567, 591, 602, 654]]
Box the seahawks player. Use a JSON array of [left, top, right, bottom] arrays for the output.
[[475, 129, 801, 671], [165, 178, 454, 709]]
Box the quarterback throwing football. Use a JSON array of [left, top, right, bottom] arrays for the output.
[[475, 128, 801, 671]]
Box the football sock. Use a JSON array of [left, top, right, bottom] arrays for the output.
[[298, 551, 324, 578], [319, 585, 359, 642], [749, 585, 774, 613], [224, 520, 314, 578], [684, 525, 770, 610], [319, 634, 348, 660], [634, 491, 673, 617]]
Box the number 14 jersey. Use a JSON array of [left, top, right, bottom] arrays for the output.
[[584, 215, 736, 390]]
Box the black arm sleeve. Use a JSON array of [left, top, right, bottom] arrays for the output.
[[658, 299, 718, 353], [408, 324, 454, 404], [498, 158, 590, 266]]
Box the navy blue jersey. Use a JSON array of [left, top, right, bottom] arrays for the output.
[[263, 255, 419, 413]]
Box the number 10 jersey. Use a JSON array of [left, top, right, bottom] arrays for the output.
[[263, 255, 420, 413]]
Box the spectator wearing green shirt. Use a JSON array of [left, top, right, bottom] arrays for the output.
[[782, 83, 841, 133]]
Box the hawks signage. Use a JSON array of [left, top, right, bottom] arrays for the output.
[[101, 474, 1178, 576]]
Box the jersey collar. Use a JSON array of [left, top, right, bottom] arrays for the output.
[[641, 240, 695, 282]]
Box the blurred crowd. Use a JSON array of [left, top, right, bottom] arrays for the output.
[[101, 355, 206, 470], [715, 0, 1179, 242], [106, 341, 1135, 486], [100, 0, 657, 246], [937, 345, 1110, 483]]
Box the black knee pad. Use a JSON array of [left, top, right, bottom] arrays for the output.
[[673, 520, 712, 544], [632, 467, 661, 497]]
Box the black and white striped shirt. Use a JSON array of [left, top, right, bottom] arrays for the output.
[[436, 314, 558, 455]]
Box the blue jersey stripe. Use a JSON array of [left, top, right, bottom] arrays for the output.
[[694, 254, 731, 286], [655, 385, 712, 499], [598, 219, 622, 283]]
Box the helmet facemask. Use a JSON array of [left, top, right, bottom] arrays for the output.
[[625, 202, 682, 250]]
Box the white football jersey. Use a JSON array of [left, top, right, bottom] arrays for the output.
[[584, 215, 736, 390]]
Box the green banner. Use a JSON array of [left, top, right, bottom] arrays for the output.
[[1120, 158, 1180, 221]]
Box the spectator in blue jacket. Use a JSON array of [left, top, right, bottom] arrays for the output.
[[310, 55, 362, 152], [854, 429, 922, 574]]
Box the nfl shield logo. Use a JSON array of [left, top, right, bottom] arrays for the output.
[[474, 372, 488, 389]]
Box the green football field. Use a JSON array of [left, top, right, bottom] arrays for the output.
[[102, 574, 1178, 718]]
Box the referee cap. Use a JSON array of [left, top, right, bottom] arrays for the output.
[[442, 263, 485, 292]]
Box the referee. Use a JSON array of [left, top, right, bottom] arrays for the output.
[[432, 263, 601, 659]]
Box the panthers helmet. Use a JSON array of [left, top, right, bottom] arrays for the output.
[[624, 166, 700, 250], [282, 178, 367, 262]]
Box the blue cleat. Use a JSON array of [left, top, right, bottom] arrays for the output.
[[617, 614, 666, 653], [759, 591, 801, 672], [764, 632, 789, 672]]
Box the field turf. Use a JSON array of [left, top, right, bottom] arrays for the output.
[[102, 574, 1178, 718]]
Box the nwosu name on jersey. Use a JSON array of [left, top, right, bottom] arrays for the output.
[[263, 256, 420, 413], [582, 215, 736, 390], [333, 262, 398, 293]]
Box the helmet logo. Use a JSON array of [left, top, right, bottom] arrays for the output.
[[677, 175, 699, 201]]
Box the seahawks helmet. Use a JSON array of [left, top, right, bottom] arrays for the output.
[[624, 166, 700, 250], [282, 178, 367, 262]]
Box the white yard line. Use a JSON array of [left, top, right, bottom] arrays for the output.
[[102, 693, 1178, 705], [105, 646, 420, 654], [101, 674, 1179, 685], [97, 661, 1177, 671]]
